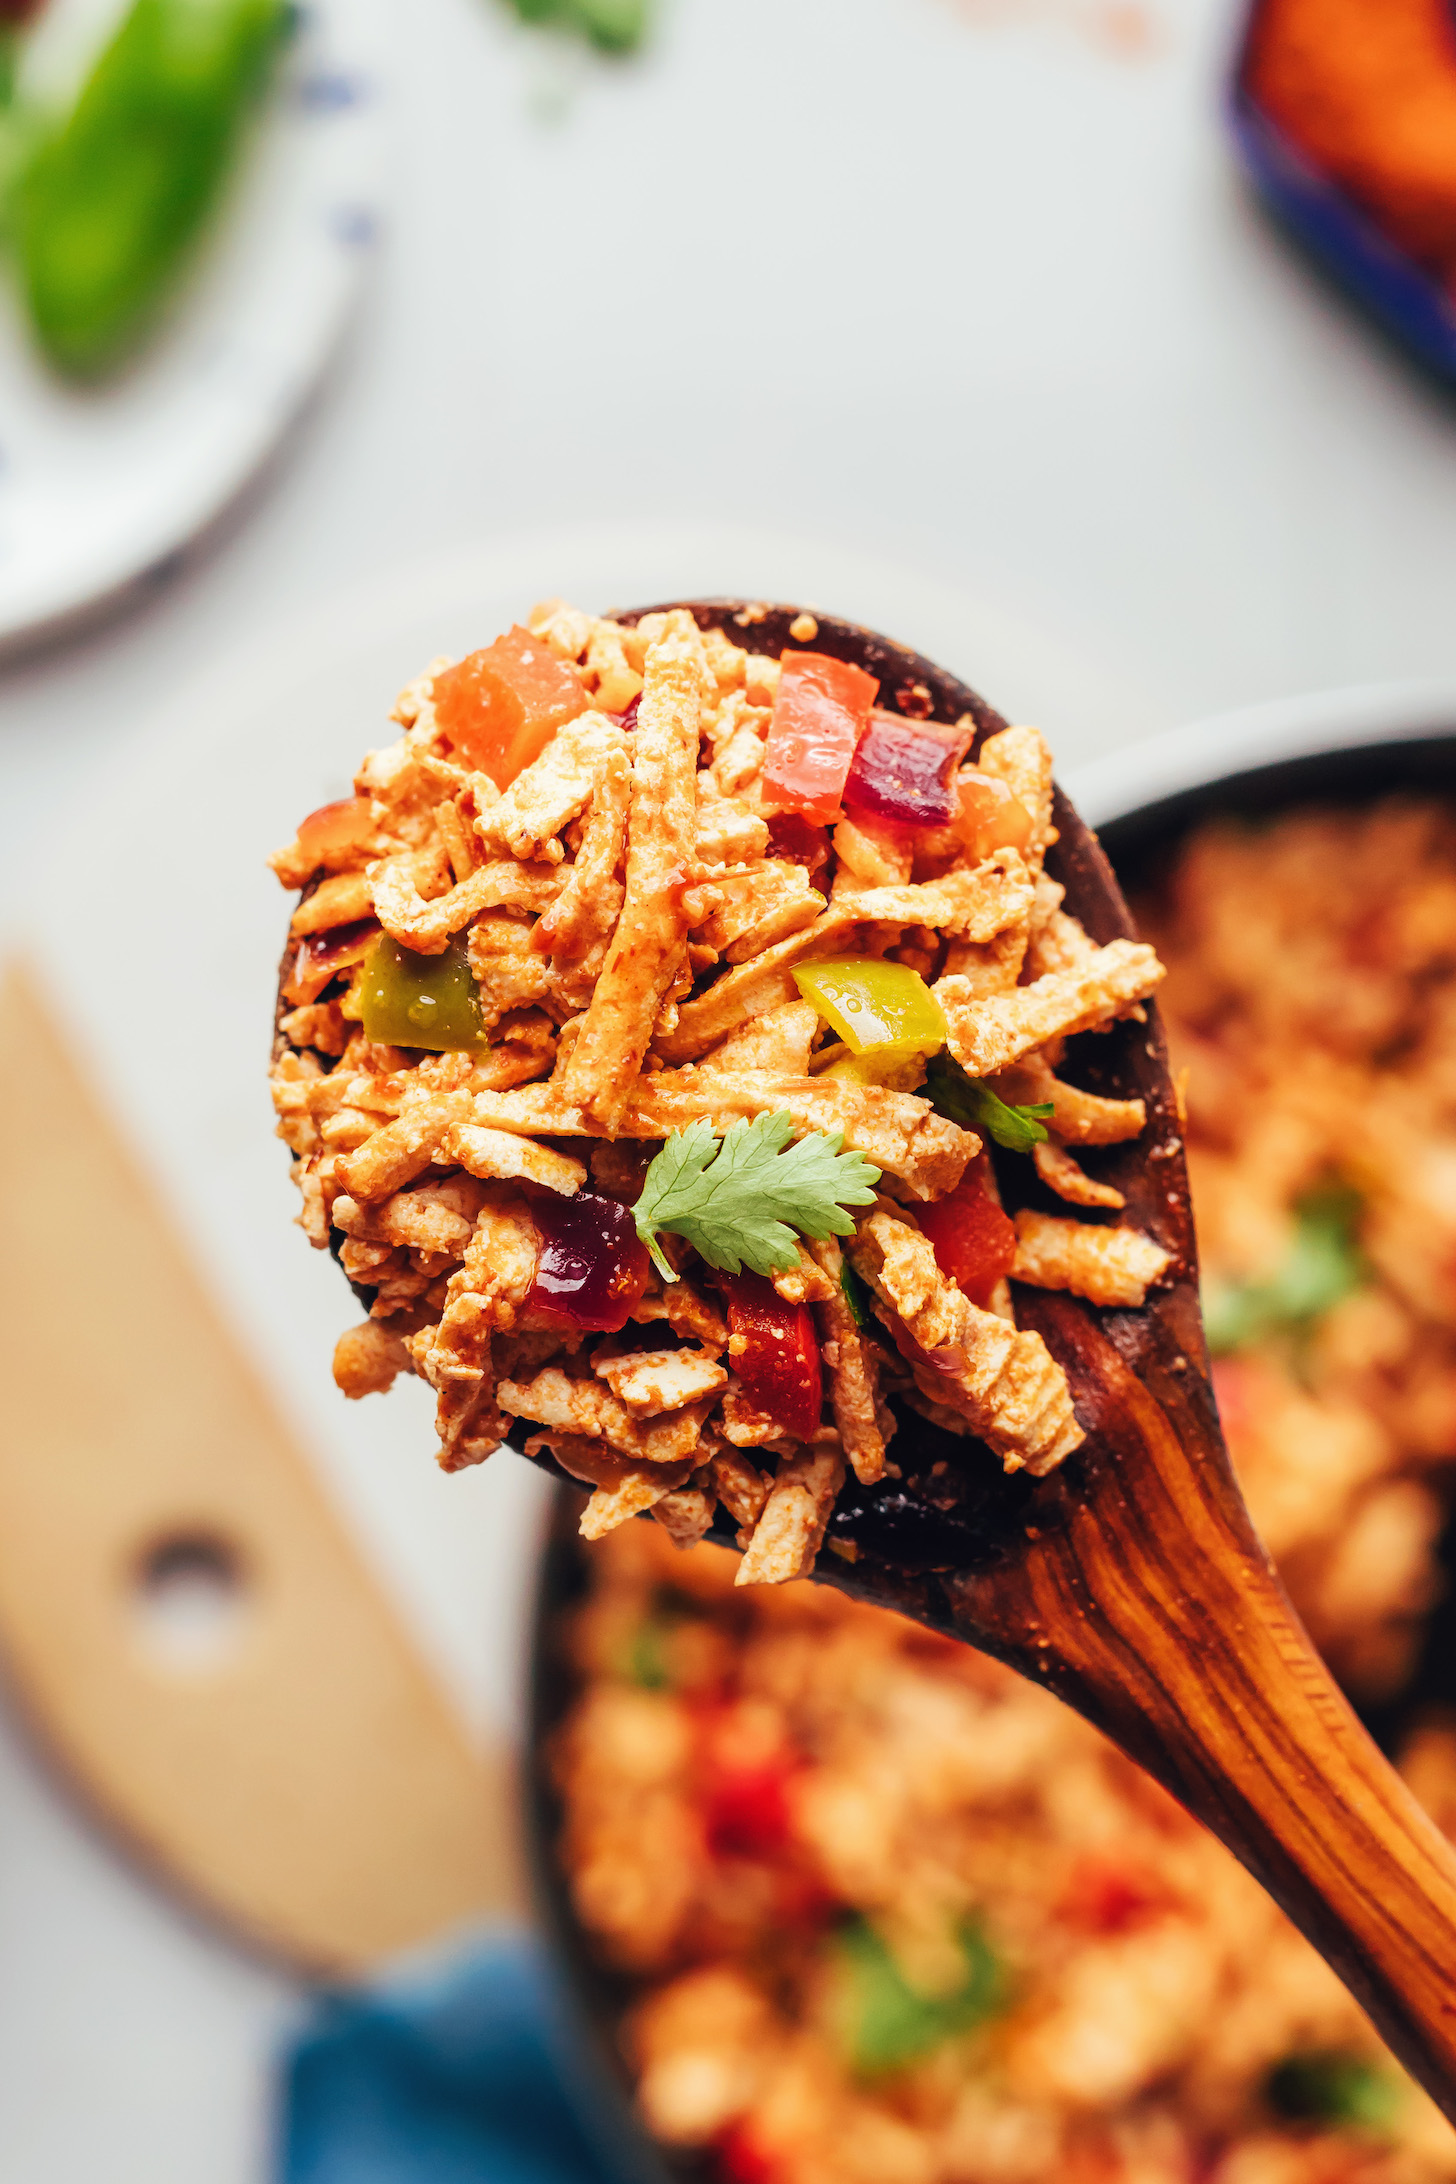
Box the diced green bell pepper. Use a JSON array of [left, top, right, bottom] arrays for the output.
[[360, 934, 485, 1053]]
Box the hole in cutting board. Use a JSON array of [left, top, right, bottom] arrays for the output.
[[131, 1532, 250, 1673]]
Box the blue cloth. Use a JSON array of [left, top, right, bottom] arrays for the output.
[[280, 1930, 629, 2184]]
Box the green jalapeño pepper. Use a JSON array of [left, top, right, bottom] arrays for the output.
[[794, 958, 948, 1086], [360, 935, 485, 1053], [9, 0, 289, 377]]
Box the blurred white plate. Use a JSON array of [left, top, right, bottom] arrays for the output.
[[1, 519, 1142, 1742], [0, 0, 389, 651]]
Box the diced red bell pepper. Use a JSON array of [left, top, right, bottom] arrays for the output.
[[955, 770, 1035, 860], [761, 651, 879, 825], [526, 1190, 650, 1333], [432, 626, 587, 788], [843, 712, 974, 831], [723, 1272, 823, 1442], [914, 1154, 1017, 1307], [294, 795, 375, 873]]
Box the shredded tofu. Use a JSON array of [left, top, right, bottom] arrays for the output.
[[851, 1212, 1084, 1476], [737, 1443, 846, 1585], [937, 941, 1165, 1077], [1033, 1139, 1127, 1211], [1012, 1211, 1173, 1309], [561, 616, 708, 1130], [594, 1349, 731, 1417], [270, 606, 1172, 1581]]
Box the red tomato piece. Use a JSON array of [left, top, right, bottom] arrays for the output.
[[526, 1190, 650, 1333], [955, 770, 1035, 860], [843, 712, 974, 831], [723, 1272, 823, 1442], [716, 2124, 780, 2184], [914, 1154, 1017, 1307], [295, 795, 375, 873], [761, 651, 879, 825], [432, 626, 587, 788], [704, 1760, 795, 1859], [1062, 1856, 1169, 1935]]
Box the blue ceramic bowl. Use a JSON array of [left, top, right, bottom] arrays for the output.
[[1227, 45, 1456, 386]]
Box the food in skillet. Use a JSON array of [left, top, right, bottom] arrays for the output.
[[1142, 798, 1456, 1703], [546, 796, 1456, 2184], [553, 1522, 1456, 2184], [1243, 0, 1456, 282], [269, 603, 1169, 1582]]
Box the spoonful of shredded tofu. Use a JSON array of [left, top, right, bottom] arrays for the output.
[[269, 597, 1456, 2123]]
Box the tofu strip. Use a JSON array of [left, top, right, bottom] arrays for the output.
[[936, 941, 1165, 1078], [533, 742, 631, 1010], [560, 615, 707, 1130], [850, 1211, 1084, 1476], [461, 1070, 979, 1202], [809, 1235, 887, 1485], [657, 855, 1031, 1067]]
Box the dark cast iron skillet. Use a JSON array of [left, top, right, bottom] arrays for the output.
[[511, 626, 1456, 2160]]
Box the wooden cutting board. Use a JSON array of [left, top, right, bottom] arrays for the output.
[[0, 961, 523, 1976]]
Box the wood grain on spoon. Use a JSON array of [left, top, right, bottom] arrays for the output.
[[528, 604, 1456, 2118]]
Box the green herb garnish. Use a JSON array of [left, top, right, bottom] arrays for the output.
[[840, 1255, 874, 1333], [1265, 2052, 1403, 2135], [1204, 1184, 1365, 1357], [620, 1615, 671, 1690], [924, 1050, 1054, 1153], [830, 1916, 1007, 2078], [634, 1112, 880, 1284], [502, 0, 651, 53]]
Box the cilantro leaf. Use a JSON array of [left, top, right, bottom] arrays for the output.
[[924, 1051, 1054, 1152], [1265, 2052, 1403, 2135], [1204, 1184, 1365, 1357], [501, 0, 650, 52], [832, 1915, 1007, 2078], [634, 1111, 881, 1282]]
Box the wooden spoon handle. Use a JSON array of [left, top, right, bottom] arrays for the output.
[[951, 1300, 1456, 2116]]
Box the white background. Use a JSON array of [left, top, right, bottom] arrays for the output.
[[0, 0, 1454, 2176]]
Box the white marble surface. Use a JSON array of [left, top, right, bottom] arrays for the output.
[[0, 0, 1454, 2176]]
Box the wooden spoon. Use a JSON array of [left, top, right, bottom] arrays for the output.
[[290, 601, 1456, 2117]]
